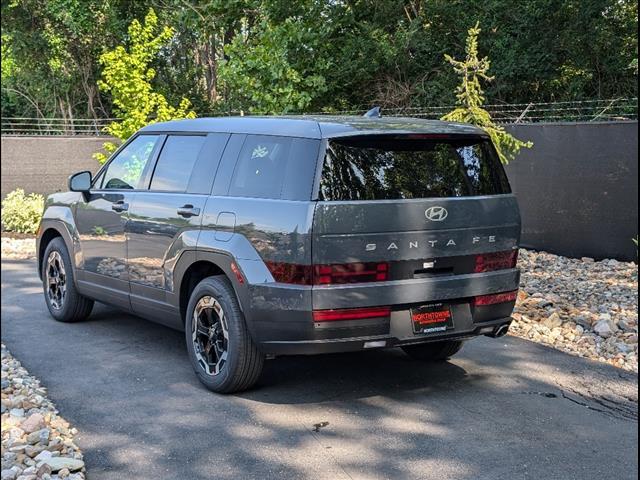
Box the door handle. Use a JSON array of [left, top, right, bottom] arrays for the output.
[[177, 205, 201, 218], [111, 201, 129, 212]]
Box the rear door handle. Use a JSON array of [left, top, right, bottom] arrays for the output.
[[177, 205, 201, 218], [111, 201, 129, 212]]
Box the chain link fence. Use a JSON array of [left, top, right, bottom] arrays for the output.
[[1, 98, 637, 136]]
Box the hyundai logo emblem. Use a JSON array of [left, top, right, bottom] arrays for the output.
[[425, 206, 448, 221]]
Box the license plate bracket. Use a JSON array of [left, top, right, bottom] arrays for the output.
[[411, 303, 453, 335]]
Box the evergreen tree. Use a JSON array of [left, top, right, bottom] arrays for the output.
[[441, 23, 532, 164]]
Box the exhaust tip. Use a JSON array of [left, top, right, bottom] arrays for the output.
[[486, 324, 510, 338]]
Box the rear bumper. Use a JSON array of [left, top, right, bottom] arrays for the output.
[[247, 268, 520, 354], [312, 269, 520, 310], [260, 317, 513, 355]]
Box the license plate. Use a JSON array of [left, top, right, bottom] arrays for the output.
[[411, 303, 453, 334]]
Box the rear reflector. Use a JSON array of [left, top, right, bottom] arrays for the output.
[[473, 290, 518, 306], [230, 262, 244, 284], [474, 250, 518, 273], [265, 261, 389, 285], [313, 306, 391, 322]]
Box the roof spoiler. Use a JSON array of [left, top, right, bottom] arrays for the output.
[[363, 106, 381, 118]]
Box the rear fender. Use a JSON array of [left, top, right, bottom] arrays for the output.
[[171, 236, 271, 342]]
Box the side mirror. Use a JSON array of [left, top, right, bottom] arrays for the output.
[[68, 171, 92, 193]]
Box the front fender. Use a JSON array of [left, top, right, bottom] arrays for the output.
[[37, 207, 82, 279]]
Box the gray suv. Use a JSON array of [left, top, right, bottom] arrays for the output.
[[37, 116, 521, 393]]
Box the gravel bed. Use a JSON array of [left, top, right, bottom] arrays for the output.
[[1, 236, 637, 371], [513, 249, 638, 372], [1, 344, 85, 480], [1, 238, 36, 260]]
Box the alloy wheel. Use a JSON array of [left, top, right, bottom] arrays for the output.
[[192, 295, 229, 376], [46, 251, 66, 310]]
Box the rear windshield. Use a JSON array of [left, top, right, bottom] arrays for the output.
[[318, 135, 511, 201]]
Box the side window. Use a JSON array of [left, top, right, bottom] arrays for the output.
[[150, 135, 206, 192], [102, 135, 159, 190], [228, 135, 292, 199]]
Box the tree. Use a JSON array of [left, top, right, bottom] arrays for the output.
[[1, 0, 150, 121], [441, 23, 532, 164], [217, 17, 328, 114], [94, 8, 196, 163]]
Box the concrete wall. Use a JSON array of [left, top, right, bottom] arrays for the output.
[[1, 136, 108, 198]]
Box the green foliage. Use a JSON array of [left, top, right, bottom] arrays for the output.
[[94, 9, 196, 164], [218, 17, 328, 114], [441, 23, 532, 164], [1, 0, 638, 119], [1, 189, 45, 234]]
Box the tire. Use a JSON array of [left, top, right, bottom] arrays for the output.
[[41, 237, 94, 322], [401, 340, 464, 361], [185, 276, 264, 393]]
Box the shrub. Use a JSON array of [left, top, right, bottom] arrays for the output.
[[1, 189, 44, 234]]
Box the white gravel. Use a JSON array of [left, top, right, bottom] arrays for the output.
[[513, 249, 638, 372], [1, 238, 36, 260], [1, 344, 85, 480], [1, 236, 637, 371]]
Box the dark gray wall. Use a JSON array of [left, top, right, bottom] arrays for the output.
[[505, 121, 638, 261], [1, 136, 107, 198]]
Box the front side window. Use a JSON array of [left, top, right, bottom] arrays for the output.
[[102, 135, 159, 190], [319, 135, 511, 201], [150, 135, 205, 192]]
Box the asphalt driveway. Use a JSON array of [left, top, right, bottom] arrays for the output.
[[1, 259, 638, 480]]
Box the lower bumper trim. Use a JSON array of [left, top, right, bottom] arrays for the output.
[[260, 317, 512, 355]]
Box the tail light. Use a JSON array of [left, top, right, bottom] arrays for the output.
[[313, 306, 391, 322], [473, 290, 518, 306], [474, 250, 518, 273], [265, 261, 389, 285], [263, 262, 313, 285], [314, 262, 388, 285]]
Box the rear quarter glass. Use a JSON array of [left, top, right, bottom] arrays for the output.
[[227, 135, 320, 201], [318, 134, 511, 201]]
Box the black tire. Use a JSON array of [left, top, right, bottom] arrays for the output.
[[185, 276, 264, 393], [401, 340, 464, 361], [42, 237, 94, 322]]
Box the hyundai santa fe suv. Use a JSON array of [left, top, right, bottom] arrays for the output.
[[37, 115, 521, 393]]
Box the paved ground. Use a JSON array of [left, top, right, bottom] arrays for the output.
[[2, 259, 638, 480]]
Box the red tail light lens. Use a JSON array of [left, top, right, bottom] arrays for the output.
[[265, 261, 389, 285], [474, 250, 518, 273], [314, 262, 389, 285], [473, 290, 518, 306], [313, 306, 391, 322], [264, 262, 313, 285]]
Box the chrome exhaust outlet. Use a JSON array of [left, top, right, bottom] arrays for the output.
[[486, 324, 510, 338]]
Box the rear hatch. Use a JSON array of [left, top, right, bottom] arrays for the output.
[[311, 133, 521, 287]]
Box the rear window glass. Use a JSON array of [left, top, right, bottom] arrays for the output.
[[228, 135, 319, 200], [318, 135, 511, 201]]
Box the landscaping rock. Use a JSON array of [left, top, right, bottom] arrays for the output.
[[1, 345, 85, 478], [40, 457, 84, 473], [20, 414, 45, 434], [511, 249, 638, 372]]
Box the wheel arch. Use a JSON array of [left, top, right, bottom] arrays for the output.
[[173, 250, 251, 330], [37, 221, 76, 280]]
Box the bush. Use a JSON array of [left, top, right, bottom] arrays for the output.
[[1, 189, 44, 234]]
